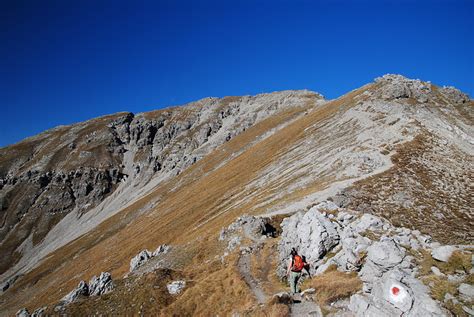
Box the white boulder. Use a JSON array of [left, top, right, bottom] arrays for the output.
[[167, 280, 186, 295], [431, 245, 457, 262]]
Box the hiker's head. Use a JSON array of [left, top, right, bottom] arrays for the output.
[[290, 248, 297, 257]]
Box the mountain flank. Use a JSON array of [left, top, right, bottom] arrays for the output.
[[0, 75, 472, 316]]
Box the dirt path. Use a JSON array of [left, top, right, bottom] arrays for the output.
[[289, 297, 322, 317], [237, 252, 267, 304]]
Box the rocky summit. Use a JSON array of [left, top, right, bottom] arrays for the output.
[[0, 75, 472, 316]]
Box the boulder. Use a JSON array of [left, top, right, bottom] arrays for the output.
[[371, 271, 413, 313], [366, 239, 404, 268], [61, 280, 89, 304], [430, 266, 444, 277], [278, 207, 340, 276], [458, 283, 474, 301], [167, 280, 186, 295], [16, 308, 30, 317], [431, 245, 457, 262], [352, 269, 445, 317], [350, 214, 384, 233], [130, 249, 152, 272], [88, 272, 114, 296], [348, 294, 402, 317], [439, 86, 470, 104], [1, 275, 20, 293], [272, 292, 294, 304]]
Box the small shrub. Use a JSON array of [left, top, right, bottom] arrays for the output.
[[422, 275, 457, 302]]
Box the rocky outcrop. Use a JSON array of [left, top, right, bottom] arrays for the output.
[[0, 90, 320, 279], [130, 250, 152, 272], [220, 215, 272, 241], [55, 272, 114, 309], [167, 280, 186, 295], [31, 307, 47, 317], [60, 280, 89, 305], [439, 86, 470, 104], [88, 272, 114, 296], [276, 201, 471, 316], [16, 308, 29, 317], [277, 202, 340, 277], [1, 274, 20, 293], [129, 245, 170, 272], [375, 74, 434, 103]]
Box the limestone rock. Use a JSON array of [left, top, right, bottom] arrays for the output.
[[278, 207, 340, 276], [350, 214, 384, 234], [375, 74, 433, 103], [61, 280, 89, 304], [1, 274, 19, 293], [88, 272, 114, 296], [152, 244, 170, 257], [439, 86, 470, 104], [458, 283, 474, 301], [351, 269, 445, 317], [430, 266, 445, 277], [371, 270, 413, 313], [167, 280, 186, 295], [431, 245, 457, 262], [16, 308, 30, 317], [31, 307, 47, 317], [130, 250, 152, 272], [366, 239, 405, 268]]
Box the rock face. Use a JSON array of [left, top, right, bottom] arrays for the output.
[[0, 90, 321, 279], [278, 204, 340, 276], [375, 74, 433, 103]]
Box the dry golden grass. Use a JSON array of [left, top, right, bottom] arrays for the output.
[[303, 265, 362, 306], [418, 249, 472, 276], [346, 133, 473, 244], [161, 254, 255, 316], [416, 250, 473, 317]]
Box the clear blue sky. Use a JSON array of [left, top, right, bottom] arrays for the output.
[[1, 0, 473, 147]]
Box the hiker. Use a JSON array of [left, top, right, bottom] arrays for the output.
[[286, 248, 309, 294]]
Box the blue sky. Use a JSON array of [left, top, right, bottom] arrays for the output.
[[1, 0, 473, 147]]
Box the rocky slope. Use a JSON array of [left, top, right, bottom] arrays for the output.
[[0, 90, 320, 278], [0, 75, 472, 316]]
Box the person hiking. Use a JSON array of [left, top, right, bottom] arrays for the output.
[[286, 248, 309, 294]]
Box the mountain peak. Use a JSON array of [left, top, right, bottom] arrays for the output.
[[372, 73, 471, 104]]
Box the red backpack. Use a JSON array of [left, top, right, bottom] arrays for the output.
[[292, 255, 305, 272]]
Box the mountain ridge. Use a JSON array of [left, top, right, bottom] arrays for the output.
[[0, 74, 472, 316]]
